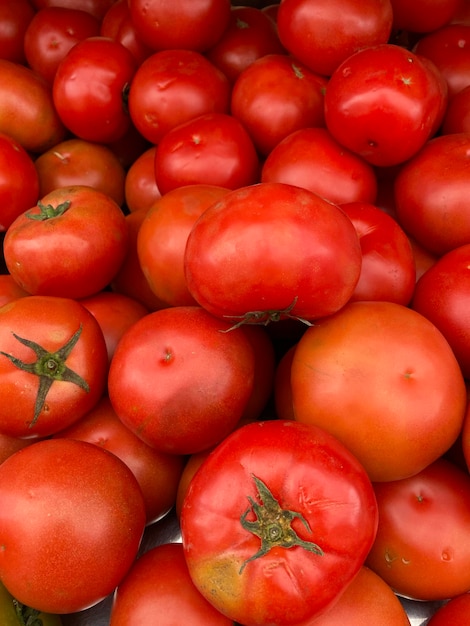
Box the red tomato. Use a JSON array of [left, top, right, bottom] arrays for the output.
[[0, 132, 39, 233], [427, 593, 470, 625], [366, 458, 470, 601], [53, 36, 137, 143], [34, 138, 126, 207], [394, 132, 470, 256], [206, 5, 285, 83], [137, 184, 231, 307], [0, 438, 146, 613], [277, 0, 393, 77], [462, 395, 470, 471], [175, 449, 211, 519], [184, 182, 362, 325], [261, 127, 378, 205], [390, 0, 461, 33], [0, 0, 36, 64], [324, 44, 448, 166], [3, 185, 129, 300], [0, 432, 32, 466], [0, 274, 29, 308], [128, 0, 231, 53], [0, 295, 108, 438], [100, 0, 152, 66], [290, 301, 467, 482], [411, 243, 470, 379], [124, 146, 161, 214], [30, 0, 115, 21], [154, 113, 260, 195], [230, 53, 327, 155], [54, 395, 185, 525], [128, 49, 231, 145], [23, 7, 100, 85], [180, 420, 378, 625], [110, 543, 234, 625], [340, 201, 416, 305], [108, 305, 256, 455], [442, 83, 470, 133]]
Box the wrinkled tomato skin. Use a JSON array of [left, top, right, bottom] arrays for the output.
[[427, 593, 470, 626]]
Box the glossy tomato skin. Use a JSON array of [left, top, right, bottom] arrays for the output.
[[277, 0, 393, 77], [108, 306, 256, 455], [291, 301, 467, 482], [324, 44, 447, 166], [261, 127, 378, 206], [100, 0, 153, 66], [181, 420, 378, 625], [53, 36, 137, 143], [231, 53, 327, 155], [366, 458, 470, 601], [124, 146, 161, 213], [0, 295, 108, 438], [394, 133, 470, 256], [184, 182, 362, 324], [427, 593, 470, 625], [442, 83, 470, 133], [0, 0, 36, 64], [3, 185, 129, 300], [0, 438, 146, 614], [31, 0, 116, 21]]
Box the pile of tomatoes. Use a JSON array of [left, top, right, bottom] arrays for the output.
[[1, 0, 470, 624]]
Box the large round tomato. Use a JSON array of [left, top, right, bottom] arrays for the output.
[[0, 438, 146, 614], [184, 182, 362, 325], [366, 458, 470, 601], [180, 419, 378, 625], [290, 301, 467, 482]]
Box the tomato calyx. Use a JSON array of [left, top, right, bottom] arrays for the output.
[[0, 326, 90, 428], [13, 598, 43, 626], [26, 200, 71, 221], [222, 296, 313, 331], [239, 474, 324, 574]]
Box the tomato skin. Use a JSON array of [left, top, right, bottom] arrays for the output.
[[277, 0, 393, 77], [291, 301, 467, 482], [100, 0, 153, 66], [184, 182, 362, 324], [0, 438, 146, 614], [52, 36, 137, 143], [0, 274, 30, 308], [427, 593, 470, 625], [366, 458, 470, 601], [3, 185, 129, 300], [124, 146, 161, 214], [390, 0, 461, 33], [442, 83, 470, 133], [181, 420, 378, 625], [108, 305, 256, 455], [324, 44, 447, 166], [31, 0, 116, 21], [0, 0, 36, 65]]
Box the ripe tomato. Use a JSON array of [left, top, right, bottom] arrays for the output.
[[261, 127, 378, 206], [124, 146, 161, 214], [324, 44, 447, 166], [52, 36, 137, 143], [154, 113, 260, 194], [0, 0, 36, 64], [277, 0, 393, 77], [184, 182, 362, 325], [180, 420, 378, 625], [31, 0, 116, 21], [0, 274, 29, 308], [0, 295, 108, 438], [427, 593, 470, 625], [0, 432, 31, 466], [290, 301, 467, 482], [100, 0, 153, 66], [230, 53, 327, 155], [0, 438, 146, 614], [129, 49, 230, 145], [108, 305, 256, 455], [441, 83, 470, 133], [110, 542, 234, 625], [366, 458, 470, 601], [390, 0, 461, 33], [3, 185, 129, 300]]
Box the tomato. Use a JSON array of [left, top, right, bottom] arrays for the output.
[[100, 0, 153, 66], [0, 438, 146, 614], [54, 395, 185, 525], [261, 127, 378, 206], [128, 0, 231, 53], [277, 0, 393, 77], [30, 0, 115, 21], [180, 420, 378, 625], [34, 138, 126, 207], [137, 184, 231, 307], [394, 132, 470, 256], [0, 59, 66, 153], [427, 593, 470, 625], [461, 394, 470, 470], [0, 132, 39, 233], [3, 185, 129, 300], [0, 0, 36, 65], [124, 146, 161, 213], [230, 53, 327, 155], [0, 295, 108, 438], [324, 44, 448, 166], [366, 458, 470, 601], [442, 83, 470, 133], [175, 448, 211, 519], [23, 7, 100, 85], [0, 433, 32, 466], [389, 0, 461, 33], [111, 542, 234, 625], [0, 275, 29, 308], [108, 305, 256, 455], [290, 301, 467, 482], [52, 36, 137, 144], [206, 5, 285, 83], [0, 580, 62, 626], [340, 201, 416, 305], [128, 49, 231, 145], [184, 182, 362, 325]]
